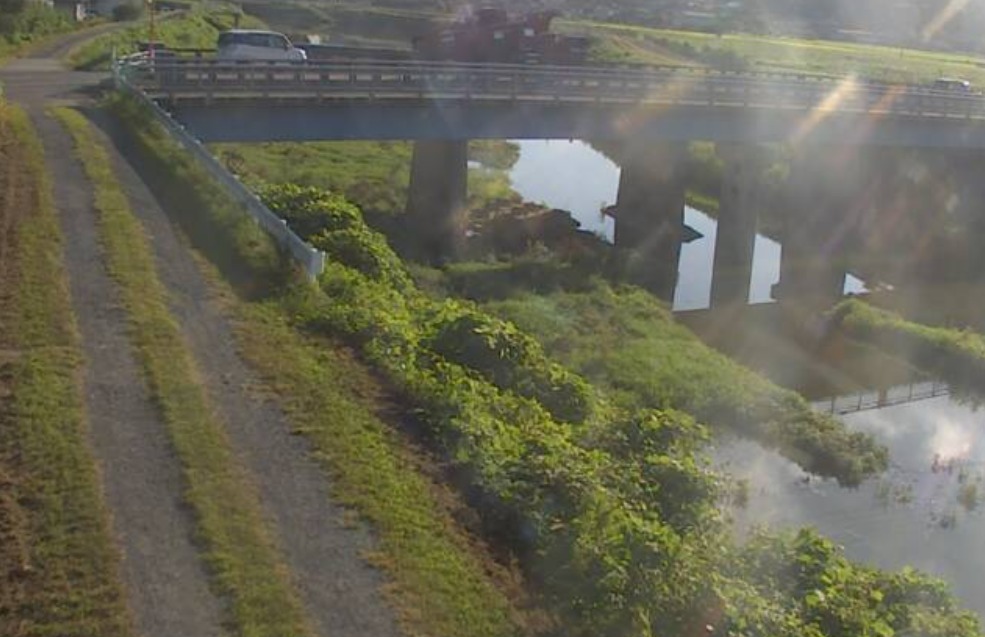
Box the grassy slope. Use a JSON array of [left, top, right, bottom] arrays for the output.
[[211, 140, 516, 217], [478, 282, 887, 486], [832, 298, 985, 402], [68, 8, 265, 70], [0, 6, 74, 65], [0, 103, 134, 636], [52, 107, 314, 637], [566, 19, 985, 83], [111, 96, 529, 637]]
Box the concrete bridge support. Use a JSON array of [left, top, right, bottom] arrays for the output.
[[405, 140, 468, 262], [613, 143, 687, 301], [773, 150, 859, 305], [710, 144, 762, 307]]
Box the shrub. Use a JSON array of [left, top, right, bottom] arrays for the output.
[[424, 300, 595, 424], [112, 3, 143, 21]]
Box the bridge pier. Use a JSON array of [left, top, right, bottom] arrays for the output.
[[612, 144, 687, 301], [773, 150, 858, 305], [710, 144, 762, 307], [405, 140, 468, 262]]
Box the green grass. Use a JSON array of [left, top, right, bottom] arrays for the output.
[[234, 302, 528, 637], [566, 18, 985, 84], [478, 281, 887, 487], [212, 140, 519, 218], [109, 94, 532, 637], [0, 5, 74, 65], [68, 8, 264, 70], [0, 102, 134, 637], [52, 107, 314, 637], [832, 298, 985, 402]]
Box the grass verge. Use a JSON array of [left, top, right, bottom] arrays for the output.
[[108, 94, 529, 637], [0, 102, 133, 636], [51, 106, 313, 637], [832, 298, 985, 402]]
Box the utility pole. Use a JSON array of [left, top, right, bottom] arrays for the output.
[[147, 0, 156, 60]]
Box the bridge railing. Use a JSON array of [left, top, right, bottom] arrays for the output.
[[114, 57, 985, 120], [113, 58, 326, 281]]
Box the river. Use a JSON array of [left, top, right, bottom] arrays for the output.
[[717, 395, 985, 618], [508, 139, 983, 618], [507, 139, 865, 311]]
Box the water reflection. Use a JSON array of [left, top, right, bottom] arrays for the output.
[[716, 395, 985, 617], [507, 139, 865, 311]]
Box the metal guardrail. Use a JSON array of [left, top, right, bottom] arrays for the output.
[[113, 58, 326, 281], [114, 57, 985, 120], [812, 380, 950, 416]]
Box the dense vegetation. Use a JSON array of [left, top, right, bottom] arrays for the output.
[[438, 263, 887, 487], [831, 298, 985, 402], [0, 102, 133, 636], [255, 182, 977, 637], [0, 0, 72, 60]]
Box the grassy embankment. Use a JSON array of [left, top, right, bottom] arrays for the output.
[[0, 4, 74, 64], [109, 94, 528, 637], [109, 91, 983, 637], [52, 107, 315, 637], [831, 298, 985, 402], [439, 264, 887, 485], [567, 18, 985, 84], [212, 139, 518, 219], [68, 7, 263, 70], [215, 133, 881, 485], [0, 103, 133, 635]]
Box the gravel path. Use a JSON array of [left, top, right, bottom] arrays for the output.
[[87, 110, 403, 637], [2, 38, 227, 637]]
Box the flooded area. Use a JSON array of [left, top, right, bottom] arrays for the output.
[[508, 139, 865, 311], [716, 395, 985, 617]]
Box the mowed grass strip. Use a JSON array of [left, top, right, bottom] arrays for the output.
[[234, 300, 527, 637], [109, 94, 530, 637], [0, 103, 134, 637], [51, 107, 314, 637]]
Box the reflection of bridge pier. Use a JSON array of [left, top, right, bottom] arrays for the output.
[[405, 140, 468, 262], [612, 144, 686, 301]]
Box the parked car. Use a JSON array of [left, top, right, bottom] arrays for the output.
[[215, 30, 307, 62]]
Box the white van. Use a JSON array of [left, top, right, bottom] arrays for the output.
[[216, 30, 307, 62]]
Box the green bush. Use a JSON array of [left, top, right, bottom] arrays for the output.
[[424, 300, 595, 424], [112, 3, 143, 21], [262, 183, 977, 637]]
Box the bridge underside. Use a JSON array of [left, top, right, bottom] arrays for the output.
[[167, 99, 985, 148]]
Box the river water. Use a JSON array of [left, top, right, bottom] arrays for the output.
[[507, 139, 865, 311], [718, 395, 985, 618], [508, 139, 983, 618]]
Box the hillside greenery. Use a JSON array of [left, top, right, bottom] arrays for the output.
[[254, 182, 976, 637], [0, 1, 72, 61]]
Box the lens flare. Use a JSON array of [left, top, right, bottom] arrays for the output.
[[922, 0, 971, 42]]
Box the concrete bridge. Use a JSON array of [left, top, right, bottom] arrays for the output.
[[117, 58, 985, 305]]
